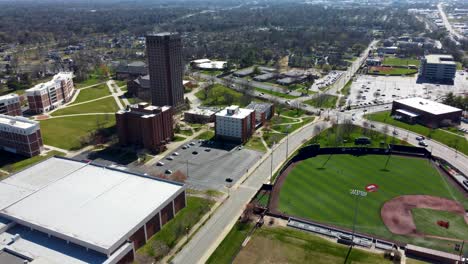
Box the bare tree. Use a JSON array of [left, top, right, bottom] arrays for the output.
[[240, 203, 255, 223], [341, 119, 354, 139]]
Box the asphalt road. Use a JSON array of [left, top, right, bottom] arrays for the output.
[[437, 3, 464, 44]]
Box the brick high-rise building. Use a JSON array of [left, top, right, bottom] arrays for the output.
[[116, 103, 173, 153], [146, 33, 184, 109], [0, 93, 22, 116], [0, 114, 43, 157], [26, 72, 74, 114]]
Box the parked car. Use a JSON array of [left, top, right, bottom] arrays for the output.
[[157, 161, 164, 166], [392, 130, 398, 135], [166, 156, 174, 161], [172, 152, 179, 156], [165, 169, 173, 174]]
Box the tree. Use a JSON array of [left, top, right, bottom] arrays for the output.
[[240, 203, 255, 223], [341, 119, 354, 139]]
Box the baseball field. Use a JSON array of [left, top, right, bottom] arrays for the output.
[[272, 154, 468, 254]]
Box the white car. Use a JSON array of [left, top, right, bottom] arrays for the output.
[[157, 161, 164, 166], [172, 152, 179, 156]]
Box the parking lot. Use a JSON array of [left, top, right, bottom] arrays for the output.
[[151, 140, 263, 190], [310, 71, 345, 92], [348, 71, 468, 107]]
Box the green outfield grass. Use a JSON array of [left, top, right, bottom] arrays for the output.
[[71, 84, 110, 104], [51, 96, 119, 116], [412, 208, 468, 241], [278, 154, 467, 253], [369, 66, 418, 76], [383, 57, 420, 67]]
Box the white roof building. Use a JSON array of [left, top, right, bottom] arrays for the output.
[[26, 72, 73, 96], [0, 157, 185, 263], [0, 115, 40, 135], [394, 97, 461, 115], [0, 93, 20, 105]]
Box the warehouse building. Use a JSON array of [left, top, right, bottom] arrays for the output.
[[0, 114, 43, 157], [0, 93, 21, 116], [391, 97, 462, 128], [116, 103, 173, 153], [26, 72, 74, 114], [246, 102, 275, 126], [215, 105, 255, 143], [0, 156, 186, 264], [418, 54, 457, 82]]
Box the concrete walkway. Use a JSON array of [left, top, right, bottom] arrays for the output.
[[107, 80, 124, 110]]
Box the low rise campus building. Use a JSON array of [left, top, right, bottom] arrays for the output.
[[0, 114, 43, 157], [391, 97, 462, 128], [246, 102, 275, 126], [215, 105, 255, 143], [116, 103, 173, 153], [0, 93, 21, 116], [184, 108, 216, 124], [26, 72, 74, 114], [418, 54, 457, 82], [0, 156, 186, 264], [115, 61, 148, 80], [191, 59, 227, 70]]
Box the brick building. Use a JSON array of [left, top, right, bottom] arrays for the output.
[[0, 93, 21, 116], [26, 72, 74, 114], [215, 105, 256, 143], [0, 156, 185, 264], [0, 114, 43, 157], [246, 102, 275, 126], [146, 33, 184, 109], [116, 103, 173, 153], [391, 97, 462, 128], [184, 108, 216, 124]]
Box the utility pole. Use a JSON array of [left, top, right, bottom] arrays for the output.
[[186, 160, 189, 178]]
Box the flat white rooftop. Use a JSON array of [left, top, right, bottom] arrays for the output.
[[0, 93, 19, 103], [216, 105, 254, 119], [0, 157, 184, 255], [395, 97, 462, 115], [0, 114, 39, 131], [26, 72, 73, 93], [425, 54, 456, 65]]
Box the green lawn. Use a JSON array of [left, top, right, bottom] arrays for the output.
[[138, 197, 214, 261], [254, 87, 299, 99], [200, 70, 223, 76], [262, 132, 286, 147], [178, 129, 194, 137], [113, 80, 127, 87], [40, 115, 116, 150], [281, 108, 306, 118], [366, 111, 468, 155], [196, 130, 215, 140], [195, 84, 247, 106], [278, 154, 467, 253], [71, 84, 110, 104], [245, 136, 267, 152], [173, 135, 186, 142], [272, 117, 315, 134], [383, 57, 420, 67], [0, 150, 65, 173], [206, 223, 252, 264], [309, 124, 408, 147], [304, 95, 338, 108], [341, 79, 353, 95], [210, 225, 390, 264], [52, 97, 119, 116], [412, 208, 468, 240], [75, 75, 107, 88]]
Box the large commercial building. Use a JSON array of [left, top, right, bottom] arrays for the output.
[[391, 97, 462, 128], [215, 105, 256, 143], [0, 93, 21, 116], [146, 33, 184, 109], [246, 102, 275, 126], [26, 72, 74, 114], [116, 103, 173, 153], [418, 54, 457, 82], [0, 156, 186, 264], [0, 114, 43, 157]]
